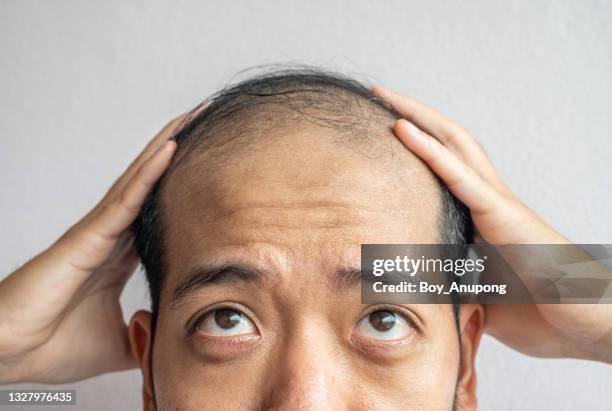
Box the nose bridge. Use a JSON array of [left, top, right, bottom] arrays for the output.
[[263, 320, 347, 410]]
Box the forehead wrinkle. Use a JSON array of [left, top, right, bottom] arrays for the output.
[[163, 161, 441, 234], [161, 166, 443, 255], [185, 198, 422, 229], [159, 128, 444, 273], [163, 240, 364, 306]]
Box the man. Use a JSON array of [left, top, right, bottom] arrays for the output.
[[130, 71, 479, 410], [1, 69, 610, 410]]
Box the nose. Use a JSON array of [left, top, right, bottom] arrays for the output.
[[263, 324, 349, 410]]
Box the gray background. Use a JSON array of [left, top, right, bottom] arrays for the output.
[[1, 1, 610, 409]]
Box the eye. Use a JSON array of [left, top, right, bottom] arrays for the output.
[[354, 309, 414, 341], [195, 308, 257, 337]]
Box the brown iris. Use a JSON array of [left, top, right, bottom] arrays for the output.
[[368, 310, 398, 332], [214, 309, 243, 329]]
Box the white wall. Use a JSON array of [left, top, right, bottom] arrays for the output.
[[1, 1, 610, 409]]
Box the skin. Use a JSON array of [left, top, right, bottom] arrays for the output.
[[0, 89, 610, 410], [129, 128, 483, 410], [371, 87, 612, 363]]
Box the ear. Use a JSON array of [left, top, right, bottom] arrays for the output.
[[455, 304, 485, 411], [129, 310, 156, 411]]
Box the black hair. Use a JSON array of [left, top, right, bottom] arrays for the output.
[[132, 67, 472, 335]]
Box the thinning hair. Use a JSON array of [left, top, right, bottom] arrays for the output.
[[132, 67, 473, 330]]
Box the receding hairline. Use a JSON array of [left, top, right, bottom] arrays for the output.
[[165, 79, 403, 180], [132, 67, 471, 325]]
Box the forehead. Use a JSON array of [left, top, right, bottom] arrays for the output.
[[159, 128, 442, 277]]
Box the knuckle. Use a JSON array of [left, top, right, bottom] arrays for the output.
[[116, 194, 140, 215], [445, 173, 464, 189]]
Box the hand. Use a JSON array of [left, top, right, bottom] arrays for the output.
[[0, 107, 201, 384], [372, 86, 612, 364]]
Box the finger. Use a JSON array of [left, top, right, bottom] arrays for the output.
[[91, 140, 177, 240], [98, 118, 183, 206], [373, 86, 507, 191], [55, 140, 176, 273], [62, 140, 174, 269], [128, 102, 207, 173], [394, 119, 504, 216], [101, 103, 207, 205], [373, 86, 473, 148], [102, 231, 139, 282]]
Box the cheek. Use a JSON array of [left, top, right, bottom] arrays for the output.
[[411, 334, 461, 408], [150, 330, 460, 411], [152, 330, 268, 410], [149, 300, 460, 410], [348, 343, 460, 409]]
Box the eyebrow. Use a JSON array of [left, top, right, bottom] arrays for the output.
[[171, 264, 363, 305]]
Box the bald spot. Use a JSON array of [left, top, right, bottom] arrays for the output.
[[158, 123, 444, 278]]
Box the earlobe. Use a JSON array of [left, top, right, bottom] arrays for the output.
[[455, 304, 485, 411], [128, 310, 155, 410]]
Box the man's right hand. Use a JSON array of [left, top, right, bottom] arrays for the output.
[[0, 109, 199, 384]]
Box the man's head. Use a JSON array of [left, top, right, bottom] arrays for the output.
[[129, 68, 483, 410]]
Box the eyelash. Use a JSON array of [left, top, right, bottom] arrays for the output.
[[185, 303, 422, 339], [185, 302, 257, 337], [359, 305, 422, 334]]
